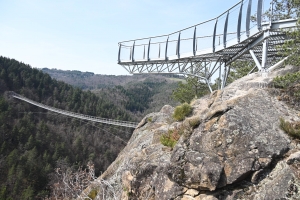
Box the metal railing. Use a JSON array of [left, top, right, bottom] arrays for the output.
[[118, 0, 260, 63], [117, 0, 298, 91], [117, 0, 297, 64]]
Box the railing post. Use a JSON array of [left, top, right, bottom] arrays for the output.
[[147, 38, 151, 61], [158, 43, 161, 58], [213, 18, 218, 53], [223, 12, 229, 48], [143, 45, 145, 59], [262, 39, 268, 69], [165, 36, 169, 60], [222, 64, 227, 89], [257, 0, 263, 31], [118, 44, 121, 63], [270, 0, 274, 24], [195, 37, 198, 52], [193, 26, 197, 56], [237, 1, 243, 43], [246, 0, 252, 37], [176, 32, 181, 59], [132, 41, 135, 62]]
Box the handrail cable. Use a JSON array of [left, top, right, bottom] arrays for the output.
[[11, 92, 138, 128], [118, 0, 245, 44]]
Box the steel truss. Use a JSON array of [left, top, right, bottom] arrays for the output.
[[118, 0, 298, 92]]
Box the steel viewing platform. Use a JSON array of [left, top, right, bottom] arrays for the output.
[[118, 0, 298, 91]]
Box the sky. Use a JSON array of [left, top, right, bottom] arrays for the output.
[[0, 0, 242, 75]]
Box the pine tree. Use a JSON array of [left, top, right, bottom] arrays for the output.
[[172, 76, 209, 103]]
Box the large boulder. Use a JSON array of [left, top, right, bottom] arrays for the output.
[[169, 89, 291, 192], [79, 66, 300, 200]]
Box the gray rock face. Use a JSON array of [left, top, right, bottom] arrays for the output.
[[80, 66, 300, 200], [248, 161, 298, 199], [287, 151, 300, 165], [174, 89, 290, 190]]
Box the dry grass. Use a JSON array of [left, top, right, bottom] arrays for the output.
[[280, 118, 300, 139]]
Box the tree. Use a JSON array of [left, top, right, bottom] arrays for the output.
[[281, 0, 300, 66], [48, 161, 118, 199], [0, 185, 7, 200], [0, 56, 133, 199], [267, 0, 299, 20], [251, 0, 299, 21], [172, 76, 209, 104], [22, 186, 34, 200], [227, 61, 257, 84]]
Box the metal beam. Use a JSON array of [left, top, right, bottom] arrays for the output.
[[237, 1, 243, 43], [129, 47, 132, 60], [264, 18, 298, 30], [158, 43, 161, 58], [132, 41, 135, 62], [177, 32, 181, 58], [193, 26, 197, 56], [257, 0, 263, 31], [268, 56, 289, 72], [226, 32, 265, 65], [118, 44, 121, 63], [249, 50, 262, 70], [261, 39, 268, 69], [165, 36, 169, 60], [147, 39, 151, 61], [246, 0, 252, 37], [224, 12, 229, 48], [222, 65, 227, 89], [213, 19, 218, 53]]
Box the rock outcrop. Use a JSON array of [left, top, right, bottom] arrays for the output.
[[81, 66, 300, 199]]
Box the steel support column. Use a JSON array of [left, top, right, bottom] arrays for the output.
[[261, 39, 268, 69], [222, 64, 228, 89], [249, 50, 262, 70]]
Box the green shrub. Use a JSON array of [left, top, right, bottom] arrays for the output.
[[173, 103, 192, 121], [87, 189, 98, 200], [273, 72, 300, 88], [160, 128, 184, 148], [280, 118, 300, 139], [160, 132, 177, 148]]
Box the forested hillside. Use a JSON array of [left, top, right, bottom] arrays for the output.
[[0, 56, 134, 199], [41, 68, 183, 89], [42, 68, 181, 120]]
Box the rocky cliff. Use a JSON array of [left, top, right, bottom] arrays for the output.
[[81, 66, 300, 199]]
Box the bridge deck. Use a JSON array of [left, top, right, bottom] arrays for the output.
[[11, 92, 138, 128]]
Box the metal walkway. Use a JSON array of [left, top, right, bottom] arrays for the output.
[[118, 0, 298, 91], [10, 92, 138, 128]]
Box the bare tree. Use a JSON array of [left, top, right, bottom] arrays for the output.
[[47, 160, 118, 200]]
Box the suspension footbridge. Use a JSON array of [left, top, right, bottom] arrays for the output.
[[118, 0, 298, 92], [10, 92, 138, 128]]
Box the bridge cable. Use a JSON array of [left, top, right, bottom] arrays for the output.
[[19, 111, 129, 144]]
